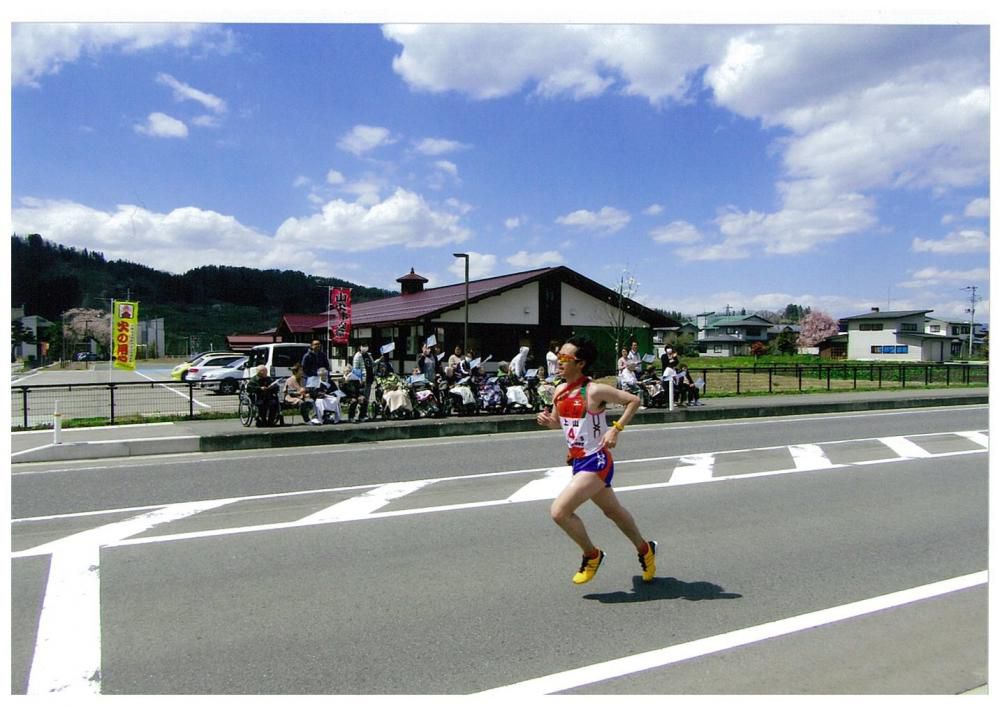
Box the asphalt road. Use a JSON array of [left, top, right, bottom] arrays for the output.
[[11, 406, 988, 694]]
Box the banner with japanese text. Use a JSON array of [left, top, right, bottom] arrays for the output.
[[329, 287, 352, 345], [112, 300, 139, 370]]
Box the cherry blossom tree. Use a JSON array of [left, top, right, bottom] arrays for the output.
[[797, 310, 840, 347], [63, 307, 111, 353]]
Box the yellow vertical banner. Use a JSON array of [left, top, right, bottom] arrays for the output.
[[112, 300, 139, 371]]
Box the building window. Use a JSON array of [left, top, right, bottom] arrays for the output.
[[860, 323, 884, 331], [713, 345, 723, 353], [930, 325, 941, 333], [872, 345, 909, 355], [901, 323, 917, 332]]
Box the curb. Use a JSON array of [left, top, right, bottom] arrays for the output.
[[12, 435, 200, 463]]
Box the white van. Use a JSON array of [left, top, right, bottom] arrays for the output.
[[243, 343, 310, 380]]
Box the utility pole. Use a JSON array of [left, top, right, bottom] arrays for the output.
[[962, 285, 979, 359]]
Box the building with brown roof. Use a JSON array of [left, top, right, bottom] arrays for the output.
[[276, 266, 675, 376]]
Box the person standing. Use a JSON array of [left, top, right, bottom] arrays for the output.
[[536, 336, 657, 585], [302, 339, 331, 388], [352, 344, 375, 421], [545, 340, 561, 379]]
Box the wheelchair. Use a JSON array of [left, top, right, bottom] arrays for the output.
[[238, 382, 282, 427]]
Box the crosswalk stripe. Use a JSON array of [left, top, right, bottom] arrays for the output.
[[955, 431, 989, 448], [507, 466, 571, 502], [668, 454, 715, 485], [879, 436, 933, 458], [789, 444, 836, 470], [294, 480, 437, 523]]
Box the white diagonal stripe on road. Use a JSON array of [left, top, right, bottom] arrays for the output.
[[789, 444, 837, 470], [294, 480, 437, 523], [880, 436, 933, 458], [507, 466, 571, 502], [955, 431, 989, 448], [668, 454, 715, 485]]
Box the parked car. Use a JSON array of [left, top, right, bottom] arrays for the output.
[[183, 354, 246, 383], [242, 343, 311, 380], [171, 352, 241, 381], [198, 356, 249, 394], [74, 352, 99, 362]]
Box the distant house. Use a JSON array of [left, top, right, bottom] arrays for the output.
[[840, 308, 964, 362], [276, 266, 675, 375], [695, 312, 774, 357], [225, 330, 280, 352], [11, 306, 55, 361], [652, 321, 698, 357]]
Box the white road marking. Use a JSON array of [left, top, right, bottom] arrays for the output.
[[955, 430, 989, 448], [133, 370, 210, 409], [668, 453, 715, 485], [789, 444, 837, 471], [294, 480, 437, 523], [26, 547, 103, 695], [506, 466, 571, 502], [23, 499, 235, 694], [477, 571, 988, 695], [879, 435, 934, 459]]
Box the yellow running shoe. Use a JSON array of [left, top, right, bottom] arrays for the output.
[[639, 540, 657, 583], [572, 550, 605, 584]]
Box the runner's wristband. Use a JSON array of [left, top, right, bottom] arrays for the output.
[[612, 420, 625, 432]]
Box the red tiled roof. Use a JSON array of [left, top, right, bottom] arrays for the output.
[[281, 313, 329, 333], [334, 267, 556, 326]]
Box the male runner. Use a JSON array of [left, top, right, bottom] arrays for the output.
[[536, 336, 657, 585]]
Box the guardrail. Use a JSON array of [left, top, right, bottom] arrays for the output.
[[10, 362, 988, 430]]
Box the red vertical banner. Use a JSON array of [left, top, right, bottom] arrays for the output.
[[330, 287, 352, 345]]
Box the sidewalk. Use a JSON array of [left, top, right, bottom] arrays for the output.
[[10, 387, 989, 464]]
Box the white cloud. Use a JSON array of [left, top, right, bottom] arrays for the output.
[[414, 137, 469, 155], [650, 221, 702, 244], [556, 206, 630, 234], [12, 23, 234, 87], [13, 188, 472, 274], [12, 197, 271, 273], [912, 229, 989, 254], [337, 125, 397, 156], [433, 160, 458, 176], [293, 175, 311, 188], [506, 250, 564, 269], [383, 25, 987, 259], [965, 197, 989, 219], [275, 188, 471, 254], [505, 217, 521, 230], [898, 266, 990, 289], [448, 252, 496, 280], [134, 112, 188, 138], [382, 24, 727, 105], [326, 170, 346, 185], [643, 204, 664, 216], [156, 73, 227, 114]]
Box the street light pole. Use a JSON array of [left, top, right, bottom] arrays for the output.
[[453, 252, 469, 354]]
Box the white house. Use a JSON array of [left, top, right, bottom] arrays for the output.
[[840, 308, 963, 362]]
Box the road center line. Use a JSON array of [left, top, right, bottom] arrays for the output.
[[477, 571, 988, 695]]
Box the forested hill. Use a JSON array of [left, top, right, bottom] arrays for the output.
[[11, 234, 396, 350]]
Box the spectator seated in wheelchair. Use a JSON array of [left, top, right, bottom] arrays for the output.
[[245, 365, 282, 426]]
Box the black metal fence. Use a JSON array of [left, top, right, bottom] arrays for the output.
[[685, 362, 988, 396], [10, 380, 241, 429], [10, 362, 988, 429]]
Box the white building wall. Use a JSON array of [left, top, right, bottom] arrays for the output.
[[561, 283, 648, 328], [436, 282, 539, 325]]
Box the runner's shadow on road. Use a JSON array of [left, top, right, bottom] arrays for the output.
[[583, 576, 742, 604]]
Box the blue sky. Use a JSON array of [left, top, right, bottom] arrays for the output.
[[8, 7, 991, 323]]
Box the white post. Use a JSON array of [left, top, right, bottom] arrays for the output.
[[668, 377, 675, 411], [53, 400, 62, 444]]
